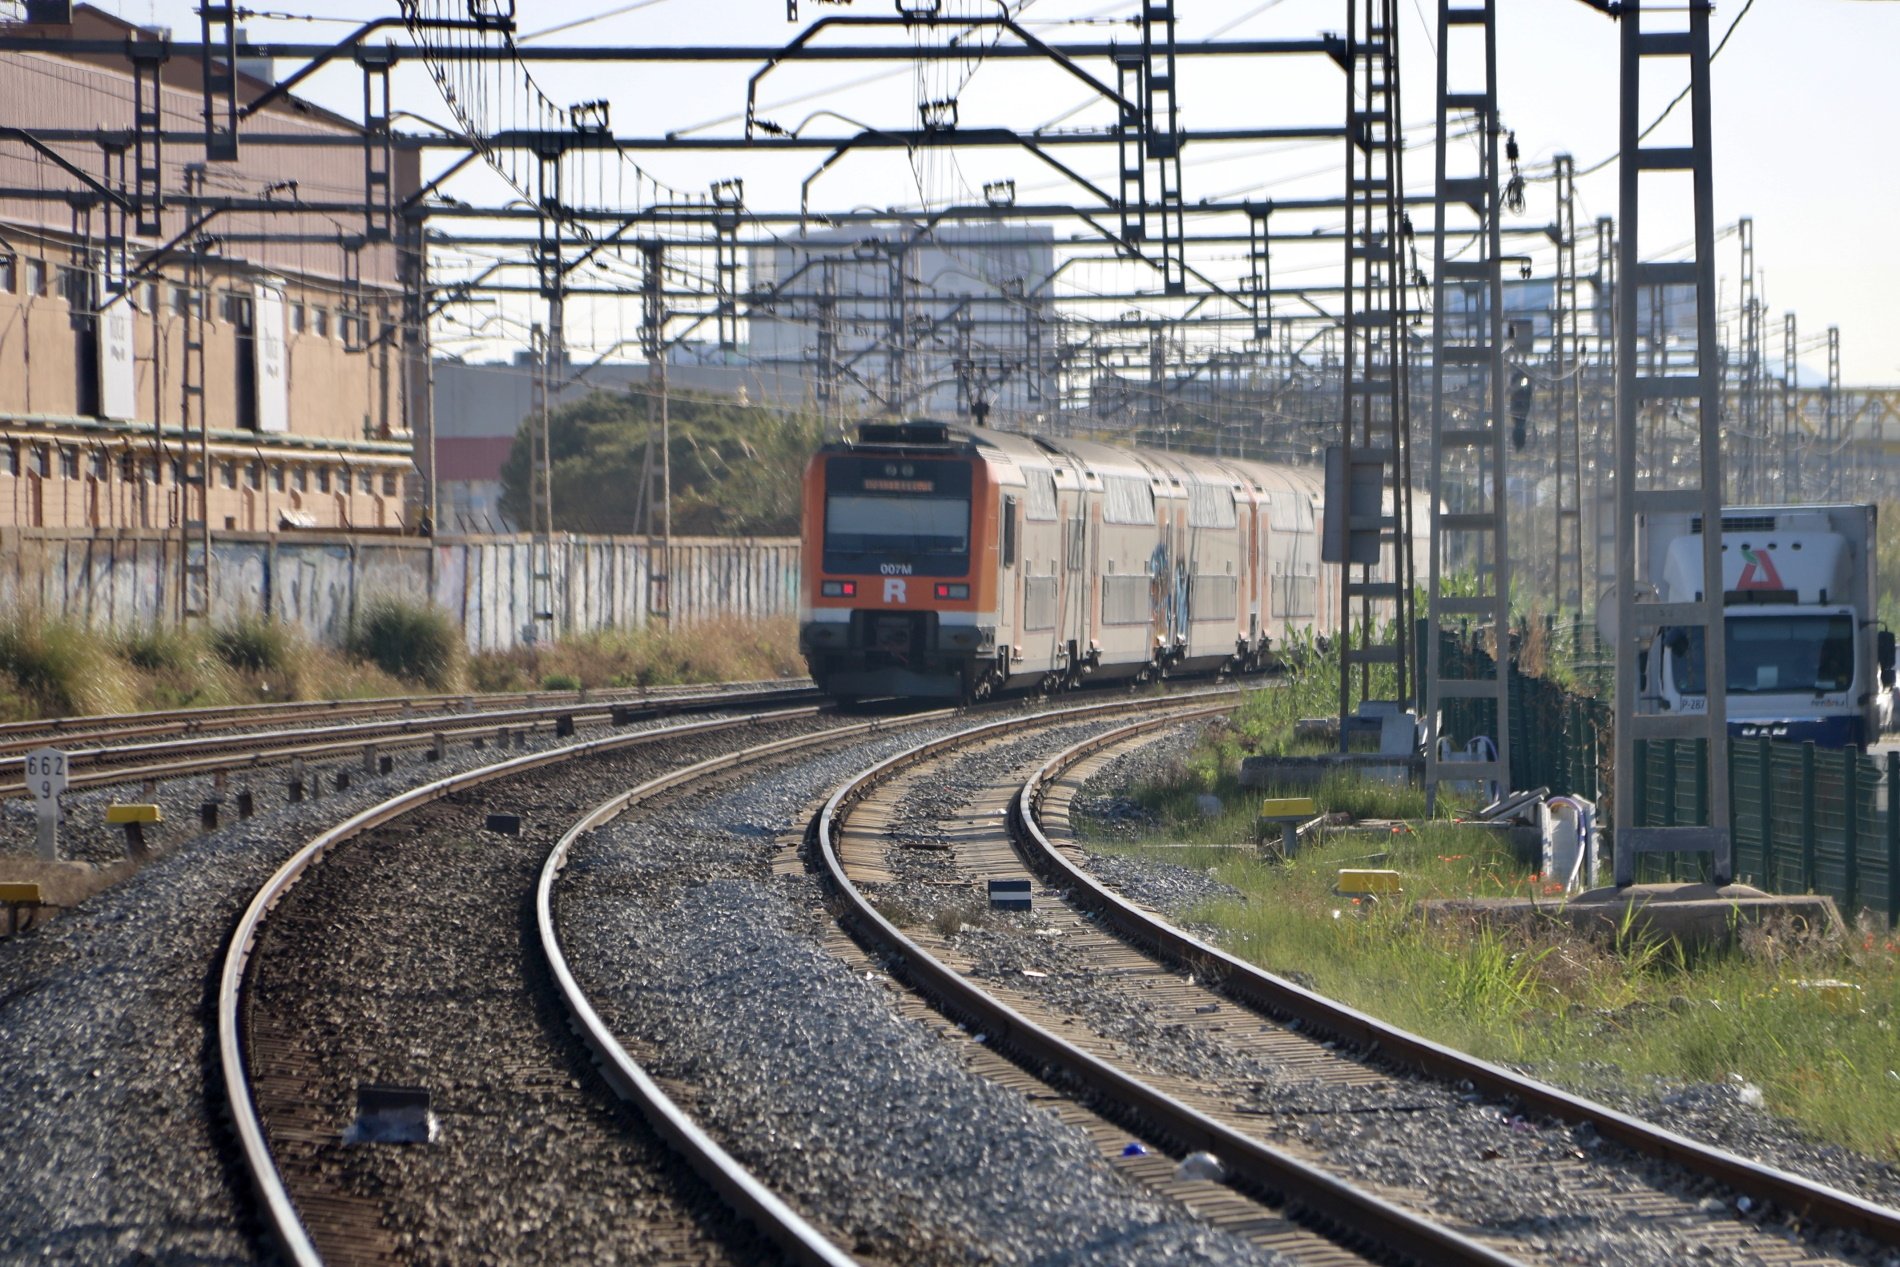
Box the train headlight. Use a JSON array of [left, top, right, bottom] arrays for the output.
[[820, 580, 857, 597], [933, 583, 969, 599]]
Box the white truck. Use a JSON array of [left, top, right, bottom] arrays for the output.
[[1613, 504, 1896, 748]]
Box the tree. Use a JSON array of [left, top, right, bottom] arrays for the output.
[[498, 388, 822, 537]]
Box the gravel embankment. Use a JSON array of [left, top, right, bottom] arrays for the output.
[[561, 715, 1292, 1267]]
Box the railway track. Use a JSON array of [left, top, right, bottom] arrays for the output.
[[0, 680, 821, 800], [809, 706, 1900, 1265], [0, 677, 812, 755], [221, 684, 1257, 1264], [1024, 718, 1900, 1258], [220, 700, 864, 1266], [212, 682, 1897, 1264]]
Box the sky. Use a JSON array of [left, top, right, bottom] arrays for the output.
[[82, 0, 1900, 385]]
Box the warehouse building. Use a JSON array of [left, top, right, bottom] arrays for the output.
[[0, 5, 420, 534]]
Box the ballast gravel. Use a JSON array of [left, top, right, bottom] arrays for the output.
[[560, 718, 1290, 1267], [0, 706, 783, 1264]]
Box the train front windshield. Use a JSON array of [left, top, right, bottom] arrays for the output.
[[823, 456, 973, 577], [1668, 614, 1855, 695]]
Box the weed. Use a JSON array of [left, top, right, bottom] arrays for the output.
[[210, 613, 296, 675], [540, 672, 582, 692], [932, 904, 985, 937], [348, 597, 465, 691]]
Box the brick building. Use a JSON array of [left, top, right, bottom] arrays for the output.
[[0, 5, 421, 534]]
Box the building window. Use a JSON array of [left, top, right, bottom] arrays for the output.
[[358, 470, 375, 494], [0, 255, 14, 293], [170, 458, 184, 484], [25, 259, 46, 297], [382, 472, 398, 497], [58, 267, 91, 311], [90, 450, 108, 480], [292, 466, 308, 493], [120, 451, 136, 481], [316, 467, 331, 494], [221, 293, 252, 326], [311, 307, 329, 339], [58, 448, 77, 479], [140, 281, 158, 313], [219, 460, 237, 489], [290, 302, 305, 334], [6, 442, 18, 477], [271, 464, 286, 492], [246, 461, 262, 490]]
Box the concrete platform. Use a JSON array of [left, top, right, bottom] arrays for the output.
[[1418, 882, 1844, 951]]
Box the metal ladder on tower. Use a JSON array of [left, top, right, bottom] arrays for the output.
[[178, 220, 213, 624], [1334, 0, 1414, 743], [1423, 0, 1510, 809], [1112, 2, 1186, 295], [1611, 0, 1731, 886]]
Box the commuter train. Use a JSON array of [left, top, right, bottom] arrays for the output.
[[798, 420, 1414, 702]]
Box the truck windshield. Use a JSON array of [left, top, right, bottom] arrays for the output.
[[1668, 614, 1855, 695]]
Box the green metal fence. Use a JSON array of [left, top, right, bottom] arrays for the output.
[[1430, 626, 1899, 925]]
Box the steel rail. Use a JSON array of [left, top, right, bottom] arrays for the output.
[[1018, 718, 1900, 1249], [0, 686, 825, 798], [216, 701, 829, 1266], [535, 717, 974, 1267], [812, 696, 1520, 1267], [0, 677, 809, 747]]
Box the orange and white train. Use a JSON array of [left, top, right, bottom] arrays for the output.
[[798, 420, 1408, 702]]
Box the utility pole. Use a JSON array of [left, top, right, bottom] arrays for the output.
[[1610, 0, 1732, 887], [1552, 153, 1584, 613], [1331, 0, 1414, 744], [1424, 0, 1510, 811], [1736, 217, 1760, 503], [641, 242, 672, 621], [527, 147, 563, 645]]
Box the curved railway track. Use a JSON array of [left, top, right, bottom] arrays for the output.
[[221, 684, 1252, 1264], [219, 700, 864, 1265], [810, 707, 1900, 1265], [1023, 718, 1900, 1255], [210, 683, 1897, 1265]]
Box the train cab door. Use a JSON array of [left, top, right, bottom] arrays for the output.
[[1001, 493, 1019, 636]]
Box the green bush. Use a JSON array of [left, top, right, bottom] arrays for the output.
[[540, 672, 581, 691], [348, 597, 465, 692], [211, 612, 297, 675]]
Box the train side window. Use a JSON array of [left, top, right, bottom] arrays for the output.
[[1003, 496, 1019, 567]]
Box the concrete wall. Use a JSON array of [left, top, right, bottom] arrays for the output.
[[0, 530, 800, 651]]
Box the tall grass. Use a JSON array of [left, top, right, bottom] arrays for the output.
[[0, 604, 800, 721], [0, 614, 137, 717], [467, 616, 801, 693]]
